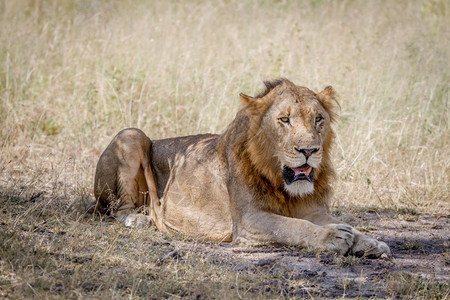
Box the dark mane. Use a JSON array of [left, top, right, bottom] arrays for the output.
[[255, 78, 289, 99]]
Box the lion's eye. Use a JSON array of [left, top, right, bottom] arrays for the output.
[[279, 116, 290, 123], [315, 115, 324, 123]]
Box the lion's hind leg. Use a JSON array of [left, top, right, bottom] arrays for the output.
[[116, 164, 152, 227], [94, 128, 154, 227]]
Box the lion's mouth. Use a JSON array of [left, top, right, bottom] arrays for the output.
[[283, 164, 314, 185]]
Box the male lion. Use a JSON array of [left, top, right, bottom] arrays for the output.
[[94, 79, 390, 258]]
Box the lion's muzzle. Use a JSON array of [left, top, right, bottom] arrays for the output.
[[294, 147, 319, 159]]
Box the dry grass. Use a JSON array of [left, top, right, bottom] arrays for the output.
[[0, 0, 449, 298]]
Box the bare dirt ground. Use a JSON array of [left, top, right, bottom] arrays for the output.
[[1, 191, 448, 299], [208, 210, 450, 298]]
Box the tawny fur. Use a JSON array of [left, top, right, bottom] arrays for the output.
[[94, 78, 391, 258]]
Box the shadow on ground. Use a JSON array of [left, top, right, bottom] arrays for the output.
[[0, 193, 449, 298]]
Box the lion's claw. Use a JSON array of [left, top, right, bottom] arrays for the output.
[[335, 224, 353, 233], [124, 213, 152, 228], [350, 236, 391, 259], [321, 224, 355, 255]]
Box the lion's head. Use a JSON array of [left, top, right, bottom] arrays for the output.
[[239, 79, 338, 199]]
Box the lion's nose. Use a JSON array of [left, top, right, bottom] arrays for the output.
[[294, 147, 319, 159]]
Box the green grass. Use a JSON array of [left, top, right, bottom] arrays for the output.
[[400, 241, 422, 252]]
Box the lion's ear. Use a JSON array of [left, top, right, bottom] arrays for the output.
[[317, 86, 339, 122], [319, 86, 335, 98], [240, 93, 259, 111], [240, 93, 255, 106], [240, 92, 270, 116]]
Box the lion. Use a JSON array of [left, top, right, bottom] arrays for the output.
[[94, 78, 390, 258]]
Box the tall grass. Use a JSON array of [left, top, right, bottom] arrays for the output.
[[0, 0, 448, 212], [0, 1, 449, 298]]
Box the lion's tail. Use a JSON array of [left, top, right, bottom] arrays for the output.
[[143, 141, 167, 231]]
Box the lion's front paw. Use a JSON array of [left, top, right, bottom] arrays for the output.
[[350, 235, 391, 259], [318, 224, 355, 255], [124, 213, 152, 228]]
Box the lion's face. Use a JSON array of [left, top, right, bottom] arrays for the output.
[[268, 87, 332, 196], [241, 80, 337, 197]]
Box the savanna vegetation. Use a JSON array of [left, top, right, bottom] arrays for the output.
[[1, 0, 448, 298]]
